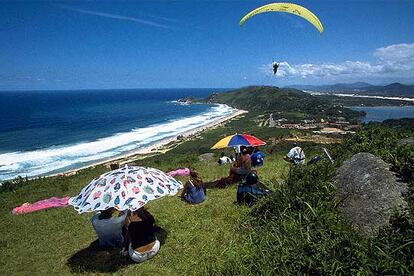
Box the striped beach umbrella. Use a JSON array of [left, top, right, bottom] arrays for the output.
[[211, 133, 266, 149]]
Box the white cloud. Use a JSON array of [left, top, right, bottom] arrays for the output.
[[374, 43, 414, 63], [261, 43, 414, 81], [57, 5, 170, 29]]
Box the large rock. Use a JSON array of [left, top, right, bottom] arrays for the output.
[[334, 152, 408, 238], [397, 137, 414, 146], [198, 153, 215, 162]]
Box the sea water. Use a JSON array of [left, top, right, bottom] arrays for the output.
[[0, 89, 234, 180], [349, 105, 414, 123]]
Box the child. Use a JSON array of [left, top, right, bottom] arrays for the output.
[[180, 171, 206, 204]]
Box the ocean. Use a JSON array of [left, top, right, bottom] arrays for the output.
[[0, 89, 235, 181], [349, 105, 414, 123]]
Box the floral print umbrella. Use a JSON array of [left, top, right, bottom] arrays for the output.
[[69, 165, 183, 214]]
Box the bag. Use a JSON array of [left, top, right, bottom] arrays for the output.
[[236, 182, 271, 206]]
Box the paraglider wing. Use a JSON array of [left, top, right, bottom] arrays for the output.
[[239, 2, 324, 33]]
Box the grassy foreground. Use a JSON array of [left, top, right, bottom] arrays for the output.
[[0, 114, 291, 275], [1, 115, 413, 275]]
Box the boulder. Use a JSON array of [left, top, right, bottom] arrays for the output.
[[334, 152, 408, 238], [198, 153, 215, 162], [397, 137, 414, 146]]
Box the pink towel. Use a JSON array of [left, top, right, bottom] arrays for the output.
[[166, 168, 190, 177], [12, 196, 70, 215]]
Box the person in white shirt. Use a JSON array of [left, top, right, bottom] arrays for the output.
[[218, 152, 232, 165], [283, 143, 305, 165]]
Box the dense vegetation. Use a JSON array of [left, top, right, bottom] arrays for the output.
[[229, 119, 414, 275], [204, 86, 363, 122]]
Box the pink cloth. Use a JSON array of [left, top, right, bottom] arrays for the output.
[[12, 196, 70, 215], [166, 168, 190, 177]]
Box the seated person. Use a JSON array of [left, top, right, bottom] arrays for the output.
[[229, 146, 252, 182], [251, 147, 265, 167], [180, 171, 206, 204], [206, 147, 252, 189], [91, 207, 127, 248], [218, 152, 232, 165], [237, 171, 272, 206], [283, 143, 305, 165], [122, 207, 160, 263]]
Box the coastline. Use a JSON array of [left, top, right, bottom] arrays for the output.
[[309, 92, 414, 103], [50, 108, 248, 178]]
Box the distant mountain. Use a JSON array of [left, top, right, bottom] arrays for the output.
[[287, 82, 414, 97], [331, 82, 374, 90], [363, 83, 414, 97], [288, 82, 373, 92]]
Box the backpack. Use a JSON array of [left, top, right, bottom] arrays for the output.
[[236, 182, 271, 206]]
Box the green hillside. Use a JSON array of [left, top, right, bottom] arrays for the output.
[[1, 118, 413, 275], [205, 86, 362, 121]]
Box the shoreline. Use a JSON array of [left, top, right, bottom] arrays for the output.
[[309, 91, 414, 103], [47, 108, 248, 178]]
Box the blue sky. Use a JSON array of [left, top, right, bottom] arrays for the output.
[[1, 0, 414, 90]]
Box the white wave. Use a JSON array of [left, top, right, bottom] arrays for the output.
[[0, 104, 237, 181]]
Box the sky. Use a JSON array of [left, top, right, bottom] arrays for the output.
[[1, 0, 414, 90]]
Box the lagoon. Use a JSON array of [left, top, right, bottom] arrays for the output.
[[349, 105, 414, 123]]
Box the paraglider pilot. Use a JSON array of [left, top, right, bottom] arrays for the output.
[[272, 62, 279, 75]]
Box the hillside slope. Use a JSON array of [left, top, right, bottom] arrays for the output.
[[205, 86, 361, 120]]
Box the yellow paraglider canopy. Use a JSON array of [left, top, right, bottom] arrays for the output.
[[239, 2, 324, 33]]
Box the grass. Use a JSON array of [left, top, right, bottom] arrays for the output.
[[0, 153, 288, 275], [233, 123, 414, 275], [1, 115, 413, 275], [0, 113, 291, 275]]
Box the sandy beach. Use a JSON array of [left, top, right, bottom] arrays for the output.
[[53, 108, 248, 178]]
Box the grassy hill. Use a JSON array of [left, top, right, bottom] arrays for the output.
[[1, 117, 413, 275], [204, 86, 362, 121], [1, 86, 413, 274], [0, 113, 295, 275]]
